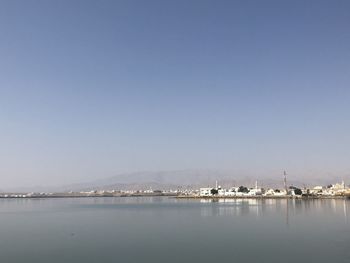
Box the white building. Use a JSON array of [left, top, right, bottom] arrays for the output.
[[248, 188, 262, 196], [246, 181, 262, 196], [224, 188, 236, 196], [200, 188, 212, 197]]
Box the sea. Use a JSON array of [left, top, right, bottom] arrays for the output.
[[0, 197, 349, 263]]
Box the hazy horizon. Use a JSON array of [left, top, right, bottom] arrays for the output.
[[1, 168, 348, 193], [1, 0, 350, 189]]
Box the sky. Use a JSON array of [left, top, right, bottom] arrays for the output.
[[1, 0, 350, 188]]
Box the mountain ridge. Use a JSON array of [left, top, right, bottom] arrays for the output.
[[3, 169, 349, 192]]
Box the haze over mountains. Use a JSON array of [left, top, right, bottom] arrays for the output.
[[3, 169, 349, 193]]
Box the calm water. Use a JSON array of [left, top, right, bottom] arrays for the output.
[[0, 197, 349, 263]]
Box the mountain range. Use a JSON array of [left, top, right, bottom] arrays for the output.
[[3, 169, 349, 193]]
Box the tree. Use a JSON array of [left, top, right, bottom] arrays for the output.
[[294, 188, 302, 195], [211, 189, 218, 195], [238, 186, 249, 193]]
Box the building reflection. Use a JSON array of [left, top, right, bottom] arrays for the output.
[[198, 198, 350, 226], [199, 198, 262, 217], [343, 199, 348, 223]]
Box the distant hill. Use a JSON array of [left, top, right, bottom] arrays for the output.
[[3, 169, 348, 193]]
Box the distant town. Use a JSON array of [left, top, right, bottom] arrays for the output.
[[1, 175, 350, 199], [193, 180, 350, 198]]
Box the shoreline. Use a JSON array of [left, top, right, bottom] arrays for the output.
[[0, 193, 178, 199], [0, 193, 349, 200], [176, 195, 350, 200]]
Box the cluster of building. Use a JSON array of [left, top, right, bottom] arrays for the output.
[[78, 189, 179, 196], [1, 176, 349, 199], [199, 180, 350, 198], [0, 192, 54, 198], [0, 189, 180, 198]]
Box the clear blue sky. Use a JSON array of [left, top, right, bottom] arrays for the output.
[[1, 0, 350, 188]]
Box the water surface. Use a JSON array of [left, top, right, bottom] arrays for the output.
[[0, 197, 349, 263]]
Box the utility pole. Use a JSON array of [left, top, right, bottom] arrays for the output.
[[284, 171, 288, 193]]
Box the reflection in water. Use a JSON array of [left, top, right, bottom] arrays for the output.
[[199, 198, 350, 226], [1, 197, 350, 263], [200, 198, 268, 217], [200, 198, 259, 217], [286, 198, 289, 227], [344, 199, 348, 223]]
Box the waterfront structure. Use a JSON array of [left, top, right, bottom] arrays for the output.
[[283, 171, 288, 193], [196, 178, 349, 198], [200, 188, 212, 197], [0, 180, 349, 199]]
